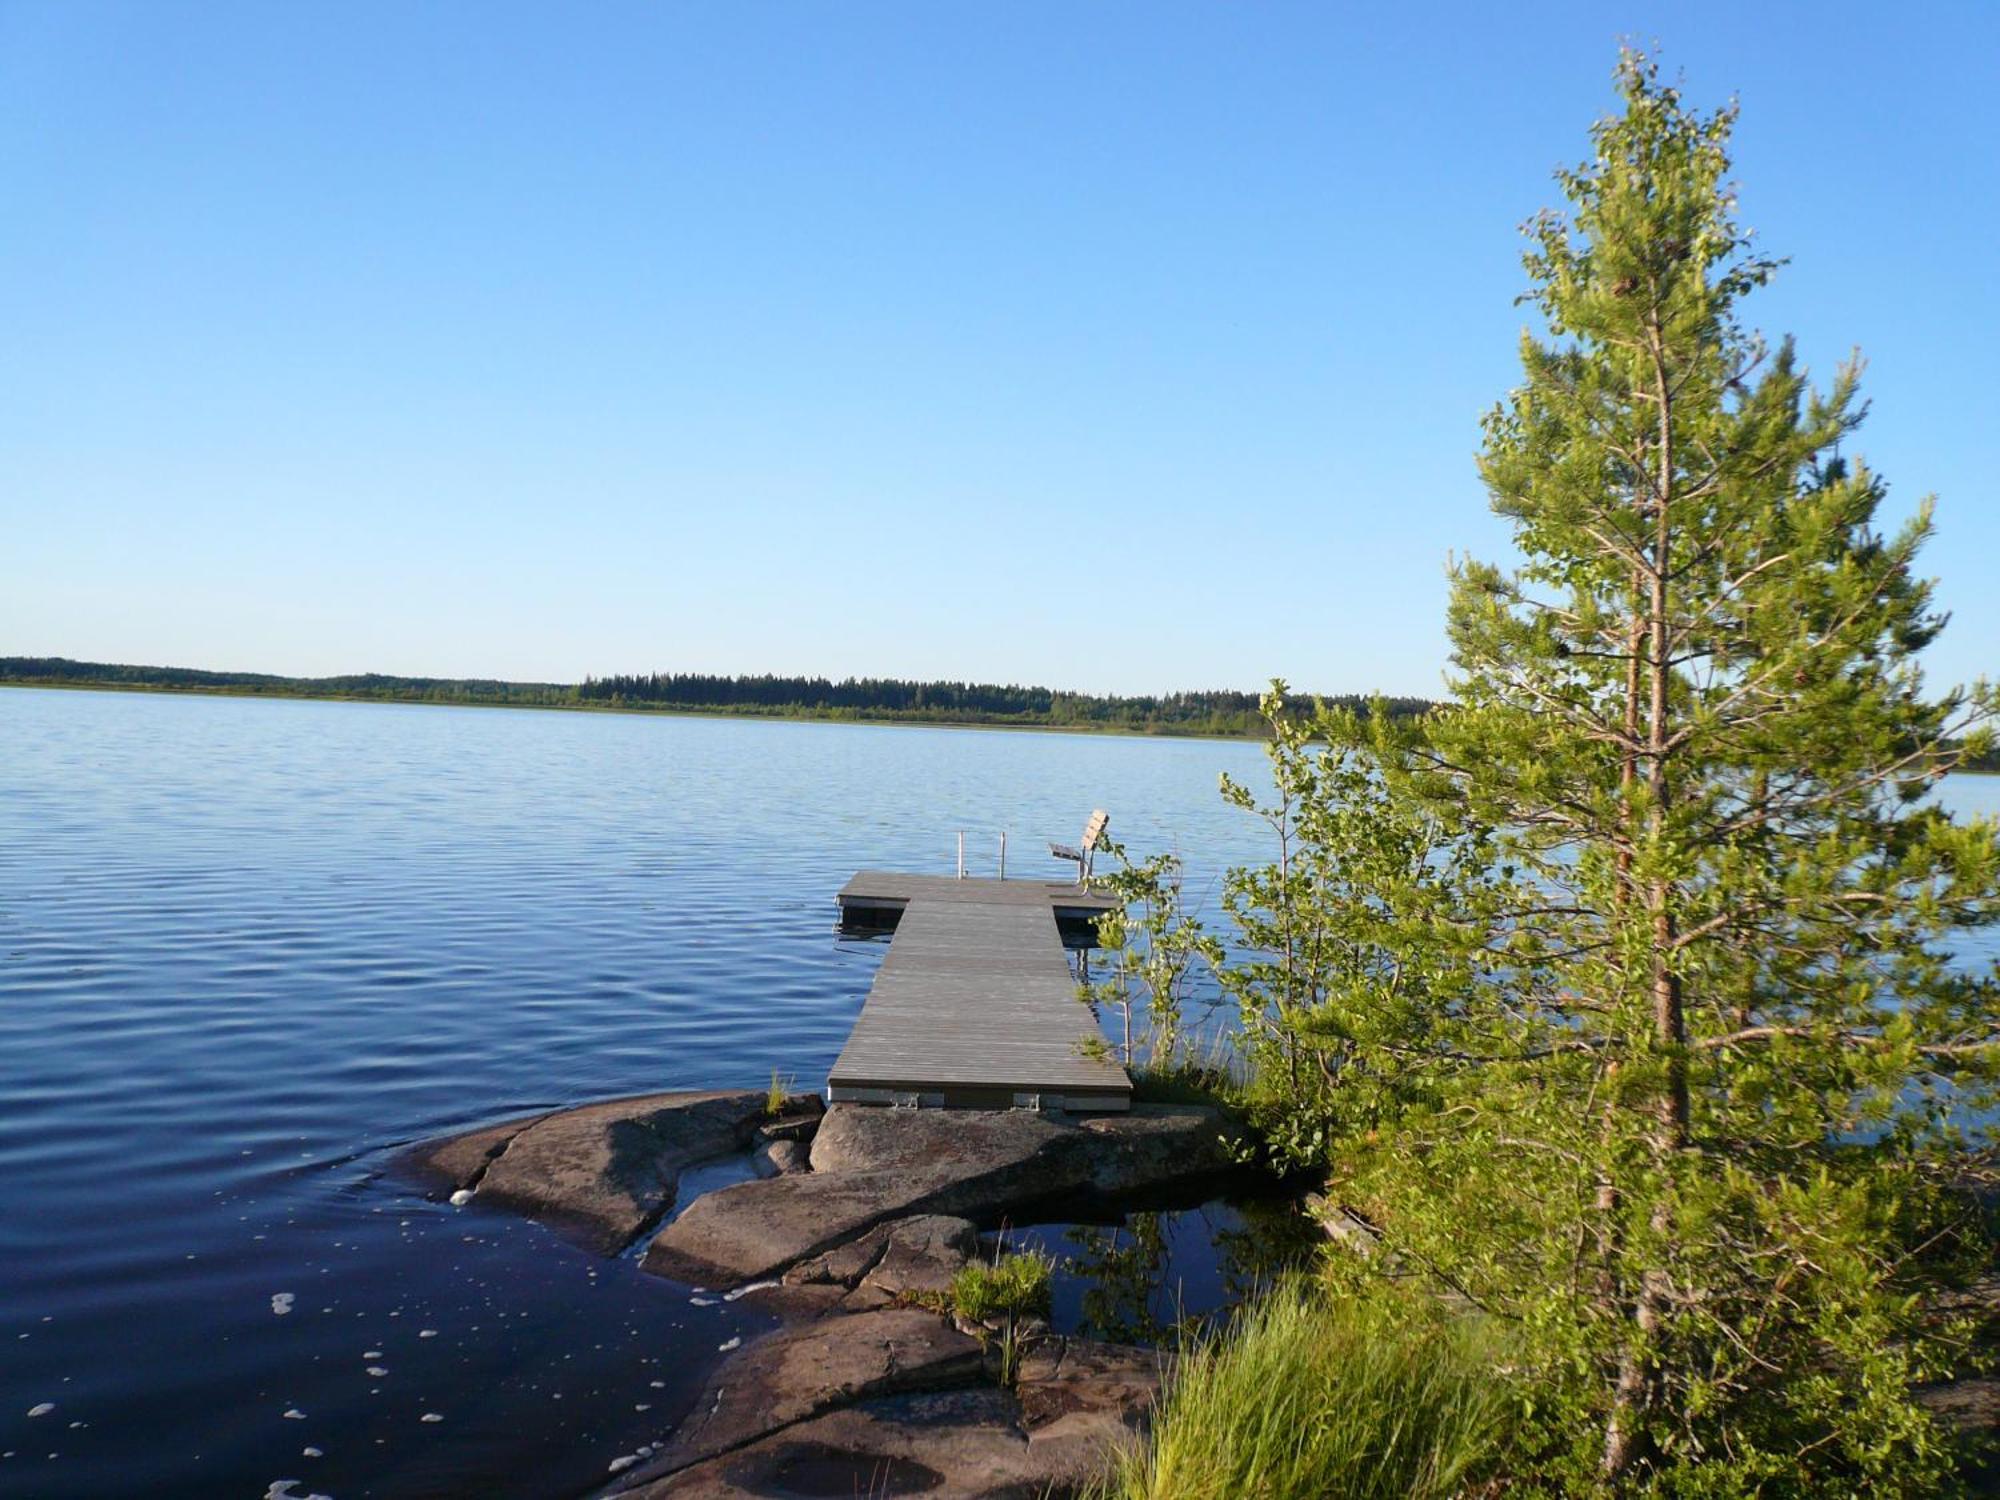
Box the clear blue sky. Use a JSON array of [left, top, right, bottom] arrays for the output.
[[3, 2, 1994, 698]]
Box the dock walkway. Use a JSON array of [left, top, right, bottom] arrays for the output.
[[829, 873, 1131, 1112]]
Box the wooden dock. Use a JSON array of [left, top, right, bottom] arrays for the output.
[[829, 873, 1131, 1112]]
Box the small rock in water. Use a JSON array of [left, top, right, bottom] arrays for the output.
[[717, 1336, 741, 1352], [270, 1294, 295, 1316], [302, 1447, 323, 1458], [363, 1350, 383, 1360], [264, 1483, 332, 1500], [418, 1329, 437, 1339], [283, 1408, 307, 1420], [607, 1454, 640, 1474], [366, 1366, 387, 1378], [449, 1189, 474, 1206], [420, 1412, 443, 1424], [26, 1404, 53, 1419]]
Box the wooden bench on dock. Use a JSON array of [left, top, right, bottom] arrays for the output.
[[830, 872, 1131, 1112]]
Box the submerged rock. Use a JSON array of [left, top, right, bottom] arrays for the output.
[[404, 1090, 820, 1255]]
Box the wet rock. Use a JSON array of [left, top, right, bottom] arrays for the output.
[[1013, 1337, 1164, 1440], [756, 1138, 810, 1176], [408, 1113, 544, 1192], [405, 1090, 775, 1255], [866, 1215, 978, 1299], [647, 1104, 1240, 1285], [611, 1306, 985, 1487], [783, 1215, 977, 1301], [759, 1111, 823, 1145], [614, 1385, 1129, 1500]]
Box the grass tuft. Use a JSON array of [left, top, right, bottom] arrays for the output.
[[950, 1249, 1054, 1324], [764, 1069, 795, 1117], [1091, 1280, 1508, 1500]]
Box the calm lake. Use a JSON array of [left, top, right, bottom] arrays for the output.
[[0, 688, 1279, 1500], [1, 688, 1993, 1500]]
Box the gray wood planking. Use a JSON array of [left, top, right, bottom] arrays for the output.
[[830, 874, 1130, 1108]]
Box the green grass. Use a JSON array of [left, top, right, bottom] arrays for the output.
[[1092, 1280, 1509, 1500], [765, 1070, 796, 1117], [949, 1249, 1054, 1324], [1129, 1033, 1246, 1111]]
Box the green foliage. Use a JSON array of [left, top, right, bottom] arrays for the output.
[[1126, 1031, 1242, 1110], [1213, 682, 1507, 1177], [764, 1070, 794, 1117], [1080, 841, 1223, 1072], [1090, 1280, 1508, 1500], [949, 1249, 1054, 1325], [1202, 52, 2000, 1494]]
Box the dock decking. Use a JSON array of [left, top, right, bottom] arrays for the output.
[[829, 873, 1131, 1112]]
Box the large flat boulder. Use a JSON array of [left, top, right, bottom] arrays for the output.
[[621, 1306, 985, 1486], [614, 1385, 1135, 1500], [405, 1090, 796, 1255], [646, 1103, 1241, 1286]]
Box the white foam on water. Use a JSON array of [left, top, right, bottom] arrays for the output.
[[716, 1336, 741, 1352], [366, 1367, 387, 1378], [264, 1482, 331, 1500], [687, 1296, 717, 1307], [448, 1190, 473, 1206], [270, 1294, 295, 1316], [26, 1405, 52, 1419], [420, 1412, 443, 1423], [283, 1408, 306, 1420], [722, 1280, 776, 1301], [302, 1447, 323, 1458], [418, 1329, 437, 1338]]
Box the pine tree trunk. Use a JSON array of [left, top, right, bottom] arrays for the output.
[[1603, 326, 1691, 1483]]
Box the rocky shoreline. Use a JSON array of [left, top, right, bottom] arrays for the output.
[[404, 1089, 1255, 1498]]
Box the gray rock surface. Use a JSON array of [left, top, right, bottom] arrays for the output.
[[755, 1138, 810, 1176], [626, 1306, 985, 1484], [614, 1369, 1152, 1500], [405, 1089, 795, 1254], [616, 1388, 1062, 1499], [1013, 1336, 1164, 1441], [647, 1103, 1240, 1285], [783, 1213, 978, 1301]]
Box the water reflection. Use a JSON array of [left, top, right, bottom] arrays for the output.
[[1008, 1196, 1321, 1346]]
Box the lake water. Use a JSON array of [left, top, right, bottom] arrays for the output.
[[0, 688, 1279, 1500], [1, 688, 1993, 1499]]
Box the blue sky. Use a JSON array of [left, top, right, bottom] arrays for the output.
[[3, 2, 1994, 697]]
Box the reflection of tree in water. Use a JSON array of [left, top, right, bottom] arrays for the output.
[[1066, 1212, 1173, 1344], [1211, 1197, 1323, 1304], [1063, 1199, 1319, 1345]]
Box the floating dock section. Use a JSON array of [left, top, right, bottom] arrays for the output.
[[830, 873, 1131, 1112]]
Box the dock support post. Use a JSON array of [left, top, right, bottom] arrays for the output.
[[998, 832, 1006, 880], [956, 831, 965, 880]]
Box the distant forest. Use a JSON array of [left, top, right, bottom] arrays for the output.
[[0, 657, 1437, 737]]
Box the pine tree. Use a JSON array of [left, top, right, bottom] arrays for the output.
[[1271, 53, 1998, 1492]]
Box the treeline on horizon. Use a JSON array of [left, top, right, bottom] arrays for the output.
[[0, 657, 1437, 737]]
